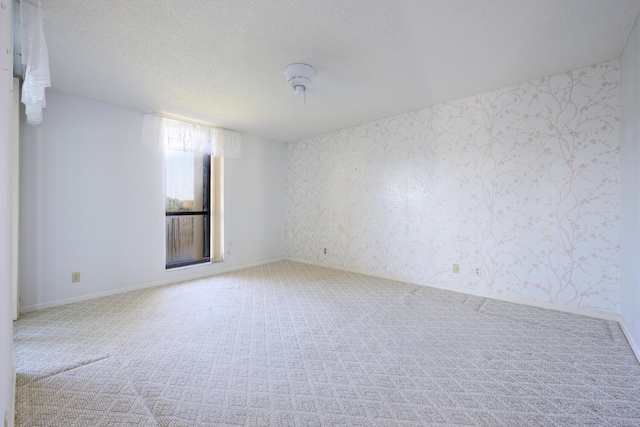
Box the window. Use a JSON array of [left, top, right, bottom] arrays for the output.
[[140, 114, 237, 269], [165, 149, 222, 268]]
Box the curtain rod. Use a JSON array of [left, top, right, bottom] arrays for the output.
[[150, 111, 238, 133]]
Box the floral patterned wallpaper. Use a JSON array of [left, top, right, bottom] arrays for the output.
[[286, 61, 620, 313]]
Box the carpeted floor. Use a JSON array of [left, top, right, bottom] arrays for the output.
[[13, 261, 640, 426]]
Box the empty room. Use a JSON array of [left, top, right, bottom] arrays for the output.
[[2, 0, 640, 426]]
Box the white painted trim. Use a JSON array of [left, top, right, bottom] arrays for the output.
[[8, 366, 15, 427], [287, 258, 621, 322], [620, 320, 640, 365], [11, 77, 20, 321], [20, 257, 286, 313]]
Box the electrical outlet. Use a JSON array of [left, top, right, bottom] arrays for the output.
[[323, 248, 327, 255], [71, 272, 80, 283], [452, 264, 459, 274], [475, 267, 481, 276]]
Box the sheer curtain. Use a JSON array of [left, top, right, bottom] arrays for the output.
[[20, 0, 50, 125], [140, 114, 242, 158]]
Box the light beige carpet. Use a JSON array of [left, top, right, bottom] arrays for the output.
[[13, 261, 640, 426]]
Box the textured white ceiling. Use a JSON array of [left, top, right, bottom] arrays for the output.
[[39, 0, 640, 142]]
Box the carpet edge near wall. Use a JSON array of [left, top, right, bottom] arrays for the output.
[[285, 257, 620, 321], [20, 254, 638, 366], [19, 257, 287, 314], [286, 259, 633, 338], [290, 257, 640, 366]]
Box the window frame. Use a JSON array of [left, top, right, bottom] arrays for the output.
[[165, 152, 211, 269]]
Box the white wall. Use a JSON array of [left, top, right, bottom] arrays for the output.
[[620, 14, 640, 358], [287, 61, 621, 315], [20, 90, 286, 311], [0, 1, 15, 425]]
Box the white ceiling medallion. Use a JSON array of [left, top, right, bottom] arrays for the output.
[[284, 63, 315, 104]]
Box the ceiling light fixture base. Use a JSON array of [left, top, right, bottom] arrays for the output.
[[284, 63, 315, 95]]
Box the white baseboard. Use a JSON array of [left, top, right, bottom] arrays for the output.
[[620, 320, 640, 364], [20, 257, 286, 313], [287, 257, 621, 322]]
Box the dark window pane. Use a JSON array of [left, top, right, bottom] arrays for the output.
[[166, 215, 206, 264]]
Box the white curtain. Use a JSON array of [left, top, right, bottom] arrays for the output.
[[141, 114, 242, 158], [20, 0, 50, 125]]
